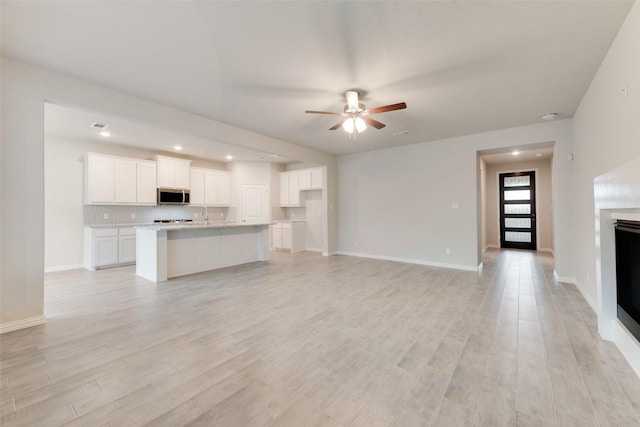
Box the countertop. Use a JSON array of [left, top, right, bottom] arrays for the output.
[[86, 223, 154, 229], [134, 221, 271, 231]]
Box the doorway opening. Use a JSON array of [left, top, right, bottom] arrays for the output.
[[499, 171, 537, 250], [477, 142, 555, 262]]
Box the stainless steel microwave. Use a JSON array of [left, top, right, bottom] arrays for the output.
[[157, 188, 190, 205]]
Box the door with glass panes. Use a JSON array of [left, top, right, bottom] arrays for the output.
[[499, 171, 537, 250]]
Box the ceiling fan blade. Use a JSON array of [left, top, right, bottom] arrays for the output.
[[345, 91, 359, 111], [363, 117, 386, 129], [329, 120, 345, 130], [305, 110, 342, 115], [367, 102, 407, 115]]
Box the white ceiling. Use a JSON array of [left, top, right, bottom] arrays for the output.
[[1, 1, 634, 156], [44, 103, 293, 164]]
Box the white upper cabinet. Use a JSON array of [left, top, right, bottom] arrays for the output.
[[190, 167, 231, 206], [204, 170, 218, 205], [190, 168, 205, 205], [86, 153, 115, 204], [115, 159, 137, 203], [136, 161, 157, 205], [311, 167, 323, 190], [85, 153, 156, 205], [156, 155, 191, 189], [279, 167, 323, 207], [288, 172, 300, 205], [279, 171, 301, 207], [299, 167, 323, 190], [175, 159, 191, 189], [298, 169, 312, 190]]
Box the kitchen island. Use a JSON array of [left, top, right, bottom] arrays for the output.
[[135, 222, 270, 282]]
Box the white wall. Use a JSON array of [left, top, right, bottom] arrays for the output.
[[571, 1, 640, 308], [0, 58, 336, 327], [484, 158, 553, 252], [338, 120, 573, 272]]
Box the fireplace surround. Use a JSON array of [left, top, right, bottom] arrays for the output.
[[615, 220, 640, 343], [594, 158, 640, 377]]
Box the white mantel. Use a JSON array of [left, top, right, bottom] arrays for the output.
[[594, 157, 640, 377]]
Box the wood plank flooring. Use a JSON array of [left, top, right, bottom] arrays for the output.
[[1, 249, 639, 426]]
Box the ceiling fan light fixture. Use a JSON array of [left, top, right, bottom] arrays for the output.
[[342, 118, 355, 133], [354, 117, 366, 133]]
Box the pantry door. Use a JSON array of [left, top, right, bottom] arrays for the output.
[[241, 183, 270, 224], [499, 171, 537, 250]]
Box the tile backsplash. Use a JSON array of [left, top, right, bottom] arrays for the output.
[[84, 205, 230, 225]]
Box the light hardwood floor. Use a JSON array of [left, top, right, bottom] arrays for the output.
[[1, 249, 639, 426]]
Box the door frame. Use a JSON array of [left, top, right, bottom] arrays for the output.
[[496, 168, 539, 250]]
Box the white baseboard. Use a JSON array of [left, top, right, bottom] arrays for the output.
[[45, 264, 84, 273], [305, 247, 323, 253], [553, 270, 576, 284], [0, 315, 47, 334], [336, 251, 480, 272], [538, 247, 554, 254], [554, 271, 599, 315], [323, 251, 337, 257]]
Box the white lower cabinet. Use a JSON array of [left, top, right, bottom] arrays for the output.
[[85, 226, 137, 270], [118, 228, 137, 264], [272, 222, 306, 252], [94, 233, 119, 267]]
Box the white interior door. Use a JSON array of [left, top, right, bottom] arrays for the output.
[[241, 183, 269, 224]]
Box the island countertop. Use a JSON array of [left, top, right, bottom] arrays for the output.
[[134, 221, 272, 231]]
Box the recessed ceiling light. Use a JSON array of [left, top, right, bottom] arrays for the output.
[[272, 154, 279, 158], [542, 113, 559, 120], [99, 130, 111, 137], [512, 151, 520, 156], [226, 155, 233, 160], [173, 145, 182, 151], [536, 153, 542, 157]]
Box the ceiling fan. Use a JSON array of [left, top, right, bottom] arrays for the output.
[[305, 90, 407, 139]]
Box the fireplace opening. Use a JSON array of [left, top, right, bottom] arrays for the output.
[[615, 220, 640, 342]]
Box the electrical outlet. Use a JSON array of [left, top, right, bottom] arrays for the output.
[[451, 203, 459, 210], [220, 212, 224, 218], [446, 248, 451, 255], [103, 213, 108, 220]]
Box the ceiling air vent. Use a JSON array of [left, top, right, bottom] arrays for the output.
[[91, 122, 108, 129]]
